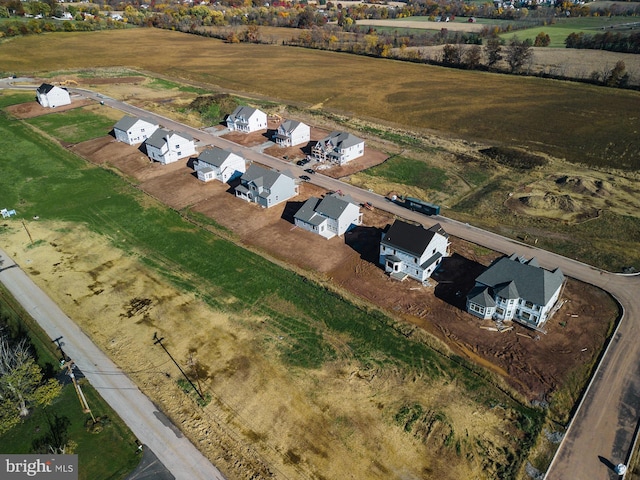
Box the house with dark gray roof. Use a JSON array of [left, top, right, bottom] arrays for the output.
[[294, 193, 362, 239], [311, 131, 364, 165], [466, 254, 565, 328], [226, 106, 267, 133], [235, 164, 298, 208], [194, 147, 245, 183], [36, 83, 70, 108], [144, 128, 196, 165], [273, 119, 310, 147], [113, 115, 159, 145], [379, 220, 449, 283]]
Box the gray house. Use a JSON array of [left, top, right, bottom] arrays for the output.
[[235, 164, 298, 208], [466, 254, 565, 328]]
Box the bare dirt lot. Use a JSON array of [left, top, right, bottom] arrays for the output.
[[6, 97, 94, 119], [71, 134, 618, 403]]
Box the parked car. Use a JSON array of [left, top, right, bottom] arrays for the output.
[[296, 160, 306, 166], [299, 175, 311, 181], [304, 168, 315, 174]]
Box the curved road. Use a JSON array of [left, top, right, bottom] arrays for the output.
[[4, 79, 640, 478]]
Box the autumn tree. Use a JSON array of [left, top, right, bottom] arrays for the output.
[[0, 332, 61, 434], [534, 32, 550, 47]]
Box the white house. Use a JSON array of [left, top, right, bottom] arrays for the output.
[[466, 254, 565, 329], [294, 193, 362, 239], [273, 119, 310, 147], [113, 115, 159, 145], [194, 147, 245, 183], [144, 128, 196, 165], [379, 220, 449, 283], [311, 131, 364, 165], [235, 164, 298, 208], [226, 106, 267, 133], [36, 83, 71, 108]]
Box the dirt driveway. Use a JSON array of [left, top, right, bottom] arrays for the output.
[[70, 134, 618, 402]]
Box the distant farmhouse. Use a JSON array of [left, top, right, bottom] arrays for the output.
[[466, 254, 565, 328], [113, 115, 159, 145], [311, 131, 364, 165], [194, 147, 245, 183], [36, 83, 71, 108], [379, 220, 449, 283], [144, 129, 196, 165], [294, 193, 362, 239], [226, 106, 267, 133], [235, 164, 298, 208], [273, 120, 310, 147]]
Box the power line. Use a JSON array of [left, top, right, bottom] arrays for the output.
[[153, 332, 205, 402]]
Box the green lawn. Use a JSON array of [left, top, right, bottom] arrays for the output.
[[502, 15, 636, 47], [26, 107, 116, 144], [364, 155, 449, 192], [0, 383, 141, 480], [0, 284, 140, 480]]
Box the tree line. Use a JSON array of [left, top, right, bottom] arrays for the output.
[[566, 31, 640, 55]]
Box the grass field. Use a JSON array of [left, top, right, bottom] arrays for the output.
[[0, 286, 140, 480], [0, 90, 546, 479], [0, 28, 638, 171], [26, 106, 121, 144], [502, 16, 640, 47]]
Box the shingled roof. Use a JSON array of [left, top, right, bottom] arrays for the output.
[[475, 255, 565, 305], [381, 220, 448, 257]]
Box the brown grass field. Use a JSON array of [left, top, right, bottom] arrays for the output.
[[1, 28, 639, 170]]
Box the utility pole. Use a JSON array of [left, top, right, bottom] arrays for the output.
[[153, 332, 205, 402], [62, 359, 96, 423]]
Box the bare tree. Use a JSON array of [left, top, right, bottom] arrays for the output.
[[506, 37, 533, 73], [484, 37, 503, 69], [464, 45, 482, 70]]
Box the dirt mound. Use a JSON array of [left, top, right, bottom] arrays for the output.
[[555, 175, 611, 197], [519, 193, 577, 213]]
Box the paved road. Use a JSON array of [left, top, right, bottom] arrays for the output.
[[0, 252, 226, 480], [4, 79, 640, 478]]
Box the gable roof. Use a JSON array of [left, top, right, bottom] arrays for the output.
[[315, 193, 356, 220], [145, 128, 192, 149], [320, 131, 363, 150], [229, 106, 263, 122], [113, 115, 157, 132], [36, 83, 56, 94], [381, 220, 447, 257], [467, 286, 497, 308], [475, 255, 565, 305], [295, 193, 357, 225], [197, 147, 239, 167], [279, 119, 307, 134], [241, 164, 291, 189], [294, 197, 326, 226]]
